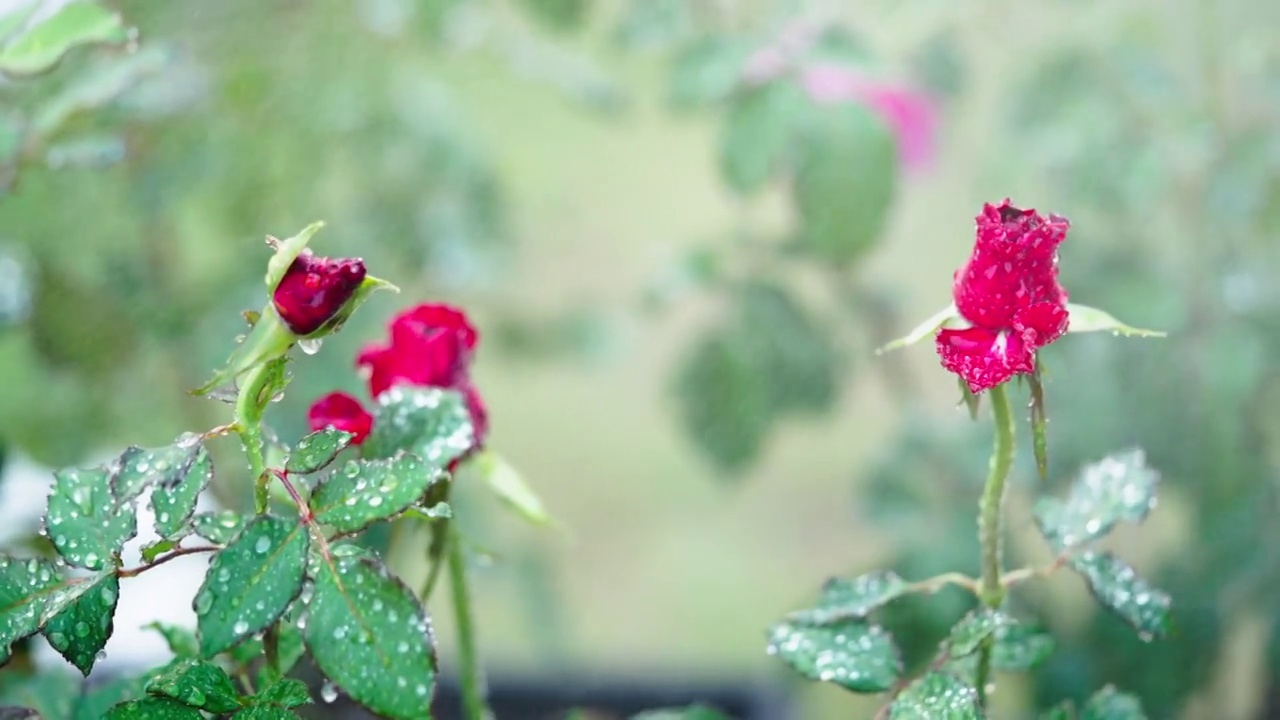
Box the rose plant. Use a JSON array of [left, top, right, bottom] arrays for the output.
[[0, 224, 547, 720], [765, 200, 1168, 717]]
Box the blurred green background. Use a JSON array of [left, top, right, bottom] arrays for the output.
[[2, 0, 1279, 718]]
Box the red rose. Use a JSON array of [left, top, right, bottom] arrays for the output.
[[306, 303, 489, 458], [272, 252, 367, 336], [936, 200, 1070, 393], [307, 392, 374, 445]]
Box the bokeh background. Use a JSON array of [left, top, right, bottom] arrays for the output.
[[2, 0, 1279, 718]]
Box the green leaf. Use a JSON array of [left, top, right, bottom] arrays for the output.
[[103, 697, 204, 720], [145, 658, 242, 713], [150, 448, 213, 540], [517, 0, 587, 32], [46, 465, 136, 570], [74, 676, 145, 720], [793, 101, 897, 266], [191, 511, 247, 545], [888, 672, 980, 719], [737, 282, 839, 415], [0, 2, 40, 45], [194, 515, 309, 656], [1039, 702, 1075, 720], [877, 304, 962, 354], [1065, 304, 1165, 338], [475, 450, 550, 526], [667, 36, 750, 110], [233, 707, 299, 720], [1034, 449, 1159, 552], [631, 706, 731, 720], [255, 678, 310, 709], [1069, 552, 1170, 640], [264, 221, 324, 291], [0, 661, 79, 716], [1082, 685, 1147, 719], [285, 429, 354, 475], [671, 328, 773, 473], [946, 608, 1007, 658], [113, 441, 204, 504], [766, 619, 899, 692], [311, 453, 445, 535], [786, 571, 906, 625], [30, 43, 168, 136], [228, 620, 303, 674], [144, 622, 198, 659], [0, 2, 128, 77], [43, 571, 118, 675], [718, 79, 806, 195], [992, 620, 1055, 671], [0, 557, 64, 663], [362, 387, 476, 464], [958, 376, 981, 420], [304, 555, 436, 719]]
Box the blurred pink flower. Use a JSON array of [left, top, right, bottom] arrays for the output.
[[800, 62, 938, 171]]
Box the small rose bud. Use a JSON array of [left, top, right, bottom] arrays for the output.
[[307, 392, 373, 445], [272, 252, 367, 336]]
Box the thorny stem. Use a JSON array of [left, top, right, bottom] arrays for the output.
[[1001, 551, 1072, 588], [118, 545, 219, 578], [235, 361, 275, 514], [419, 521, 450, 603], [448, 524, 492, 720], [975, 382, 1016, 708]]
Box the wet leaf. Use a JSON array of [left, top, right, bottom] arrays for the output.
[[144, 622, 198, 659], [946, 610, 1054, 674], [946, 608, 1008, 658], [667, 36, 751, 110], [766, 619, 899, 693], [1034, 449, 1159, 552], [255, 678, 310, 709], [43, 571, 117, 675], [0, 557, 67, 663], [232, 707, 298, 720], [103, 697, 204, 719], [0, 2, 128, 77], [228, 620, 303, 674], [113, 442, 204, 504], [145, 658, 242, 713], [304, 555, 436, 719], [631, 706, 731, 720], [285, 428, 354, 475], [1069, 552, 1170, 640], [786, 571, 906, 625], [46, 466, 135, 570], [793, 102, 897, 266], [1082, 685, 1147, 719], [362, 387, 475, 466], [719, 79, 806, 195], [476, 450, 550, 526], [311, 453, 445, 535], [150, 448, 213, 540], [877, 304, 961, 354], [1065, 304, 1165, 338], [958, 376, 981, 420], [194, 515, 309, 656], [888, 672, 980, 719], [140, 539, 177, 563], [264, 222, 324, 291], [191, 511, 247, 545]]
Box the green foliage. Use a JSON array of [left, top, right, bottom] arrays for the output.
[[1081, 686, 1147, 718], [362, 387, 475, 464], [310, 454, 446, 534], [1068, 552, 1170, 640], [145, 659, 241, 713], [474, 450, 551, 526], [254, 679, 311, 709], [45, 466, 136, 571], [303, 555, 437, 719], [43, 571, 117, 675], [145, 622, 198, 659], [766, 619, 900, 693], [718, 80, 806, 195], [792, 102, 897, 266], [517, 0, 589, 33], [1034, 450, 1159, 552], [630, 706, 731, 720], [888, 672, 980, 719], [0, 2, 128, 77], [194, 515, 309, 656], [785, 571, 907, 625], [102, 697, 204, 719], [667, 37, 752, 111], [0, 557, 65, 663], [284, 428, 354, 475], [149, 447, 213, 540], [190, 511, 247, 545]]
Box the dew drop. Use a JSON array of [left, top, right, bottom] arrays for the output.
[[254, 536, 272, 554], [320, 681, 339, 703], [299, 338, 324, 355]]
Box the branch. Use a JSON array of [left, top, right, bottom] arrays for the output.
[[118, 545, 219, 578]]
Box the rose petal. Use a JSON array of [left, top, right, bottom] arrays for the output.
[[936, 326, 1034, 393], [307, 391, 374, 445], [272, 252, 367, 336], [1013, 301, 1069, 350]]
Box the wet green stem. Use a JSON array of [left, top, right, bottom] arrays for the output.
[[975, 382, 1015, 706], [447, 525, 491, 720], [235, 362, 274, 514]]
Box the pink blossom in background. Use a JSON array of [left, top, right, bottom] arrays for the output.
[[800, 62, 938, 172]]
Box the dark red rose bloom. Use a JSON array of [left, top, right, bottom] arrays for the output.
[[307, 304, 489, 461], [307, 391, 374, 445], [357, 304, 478, 397], [272, 252, 367, 336], [936, 200, 1070, 393]]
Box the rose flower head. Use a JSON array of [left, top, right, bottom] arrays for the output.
[[936, 200, 1070, 393], [272, 251, 367, 336]]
